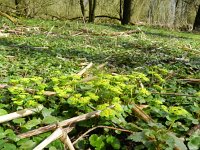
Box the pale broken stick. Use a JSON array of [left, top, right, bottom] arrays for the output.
[[18, 105, 114, 139], [77, 62, 93, 76], [33, 128, 63, 150], [0, 105, 43, 124], [61, 131, 75, 150], [46, 26, 54, 37], [33, 127, 75, 150]]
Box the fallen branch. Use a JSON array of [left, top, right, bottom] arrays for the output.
[[33, 127, 63, 150], [5, 29, 25, 35], [73, 125, 133, 145], [0, 11, 18, 24], [34, 126, 75, 150], [0, 105, 43, 123], [0, 32, 10, 37], [96, 62, 108, 69], [107, 29, 141, 36], [72, 28, 141, 37], [61, 132, 75, 150], [179, 79, 200, 83], [132, 103, 153, 123], [69, 15, 121, 21], [18, 105, 114, 139], [151, 92, 197, 97], [77, 62, 93, 76], [46, 26, 54, 37]]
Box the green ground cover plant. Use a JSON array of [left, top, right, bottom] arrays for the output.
[[0, 18, 199, 149]]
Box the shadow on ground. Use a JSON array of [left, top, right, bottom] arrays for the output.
[[0, 37, 199, 74]]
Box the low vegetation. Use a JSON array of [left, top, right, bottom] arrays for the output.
[[0, 18, 199, 150]]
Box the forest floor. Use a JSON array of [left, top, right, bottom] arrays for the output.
[[0, 19, 199, 150]]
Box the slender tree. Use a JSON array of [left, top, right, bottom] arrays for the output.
[[121, 0, 132, 25], [88, 0, 96, 23], [80, 0, 85, 19], [119, 0, 123, 20], [193, 5, 200, 30], [15, 0, 21, 15], [80, 0, 88, 19]]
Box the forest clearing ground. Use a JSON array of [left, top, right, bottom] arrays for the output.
[[0, 19, 199, 149]]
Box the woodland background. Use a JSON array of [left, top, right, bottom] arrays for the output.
[[0, 0, 200, 30]]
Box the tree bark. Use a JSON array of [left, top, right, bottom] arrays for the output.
[[80, 0, 85, 18], [88, 0, 96, 23], [121, 0, 132, 25], [119, 0, 123, 20], [15, 0, 21, 15], [193, 5, 200, 30]]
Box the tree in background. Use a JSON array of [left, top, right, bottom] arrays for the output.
[[15, 0, 21, 15], [193, 5, 200, 30], [14, 0, 30, 17], [119, 0, 123, 21], [80, 0, 89, 20], [121, 0, 132, 25], [88, 0, 96, 22], [79, 0, 96, 23]]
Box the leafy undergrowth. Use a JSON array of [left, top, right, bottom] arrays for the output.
[[0, 18, 199, 150]]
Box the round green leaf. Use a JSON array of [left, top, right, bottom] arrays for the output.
[[0, 109, 7, 116]]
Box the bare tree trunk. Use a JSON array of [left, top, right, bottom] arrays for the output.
[[88, 0, 96, 23], [15, 0, 21, 15], [193, 5, 200, 30], [80, 0, 85, 18], [121, 0, 132, 25], [119, 0, 123, 20], [173, 0, 179, 26]]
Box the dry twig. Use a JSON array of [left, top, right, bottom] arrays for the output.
[[179, 78, 200, 83], [73, 125, 133, 145], [46, 26, 54, 37], [77, 62, 93, 76], [61, 132, 75, 150], [96, 62, 108, 69], [0, 105, 43, 123], [132, 103, 153, 123], [33, 126, 75, 150], [0, 11, 18, 24], [33, 128, 63, 150], [18, 105, 114, 139], [151, 91, 197, 97]]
